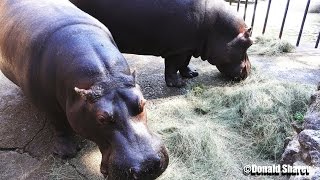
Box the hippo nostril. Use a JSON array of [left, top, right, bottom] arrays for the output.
[[234, 76, 240, 81]]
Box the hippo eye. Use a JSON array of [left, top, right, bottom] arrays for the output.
[[97, 113, 114, 125]]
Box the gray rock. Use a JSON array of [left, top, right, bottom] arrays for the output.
[[285, 86, 320, 180], [309, 150, 320, 166], [308, 92, 320, 113], [299, 130, 320, 152], [289, 167, 320, 180], [281, 136, 301, 165], [304, 113, 320, 130], [311, 168, 320, 180]]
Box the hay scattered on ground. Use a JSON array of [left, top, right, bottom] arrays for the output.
[[148, 68, 314, 180], [248, 36, 295, 56]]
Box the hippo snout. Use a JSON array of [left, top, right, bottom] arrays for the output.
[[101, 145, 169, 180], [127, 155, 162, 179], [216, 58, 251, 81]]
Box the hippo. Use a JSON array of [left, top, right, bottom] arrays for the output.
[[70, 0, 253, 87], [0, 0, 168, 179]]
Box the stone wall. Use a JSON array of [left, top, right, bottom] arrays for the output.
[[281, 84, 320, 180]]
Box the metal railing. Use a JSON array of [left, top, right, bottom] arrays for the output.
[[228, 0, 319, 48]]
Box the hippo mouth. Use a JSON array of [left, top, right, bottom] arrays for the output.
[[101, 146, 169, 180], [216, 54, 251, 81]]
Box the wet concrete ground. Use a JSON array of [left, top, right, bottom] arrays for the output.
[[0, 48, 319, 179]]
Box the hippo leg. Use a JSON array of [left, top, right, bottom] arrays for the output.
[[51, 110, 80, 159], [179, 56, 199, 78], [164, 55, 186, 87]]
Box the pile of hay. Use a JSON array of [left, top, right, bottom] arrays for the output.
[[248, 36, 295, 56], [148, 69, 314, 180]]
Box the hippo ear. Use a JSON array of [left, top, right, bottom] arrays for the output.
[[244, 27, 252, 38], [241, 28, 253, 49], [132, 70, 137, 84], [74, 87, 94, 101]]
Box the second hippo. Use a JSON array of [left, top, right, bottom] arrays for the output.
[[71, 0, 253, 87], [0, 0, 168, 179]]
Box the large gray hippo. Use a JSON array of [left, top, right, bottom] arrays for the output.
[[71, 0, 253, 87], [0, 0, 168, 179]]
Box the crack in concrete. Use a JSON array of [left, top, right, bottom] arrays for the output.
[[0, 117, 48, 159], [22, 118, 47, 151], [0, 147, 18, 151], [68, 161, 89, 180], [0, 147, 41, 162]]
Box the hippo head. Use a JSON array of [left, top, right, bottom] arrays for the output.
[[66, 73, 168, 179], [206, 28, 253, 81]]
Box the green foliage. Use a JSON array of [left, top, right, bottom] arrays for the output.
[[294, 112, 305, 123]]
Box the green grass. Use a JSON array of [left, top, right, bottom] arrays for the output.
[[248, 36, 295, 56], [293, 112, 305, 124], [148, 68, 314, 180]]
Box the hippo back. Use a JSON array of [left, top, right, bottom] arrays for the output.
[[71, 0, 247, 59], [70, 0, 208, 57], [0, 0, 115, 101]]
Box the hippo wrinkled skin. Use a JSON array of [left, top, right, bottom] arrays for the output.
[[71, 0, 253, 87], [0, 0, 168, 179]]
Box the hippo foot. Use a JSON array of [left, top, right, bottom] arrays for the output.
[[53, 135, 80, 159], [179, 67, 199, 78], [165, 76, 186, 87]]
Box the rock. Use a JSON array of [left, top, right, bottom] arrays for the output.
[[299, 130, 320, 152], [304, 113, 320, 130], [285, 137, 294, 148], [308, 92, 320, 113], [289, 166, 320, 180], [309, 150, 320, 166], [292, 122, 303, 133], [301, 149, 311, 164], [281, 136, 301, 165], [311, 168, 320, 180], [282, 86, 320, 180]]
